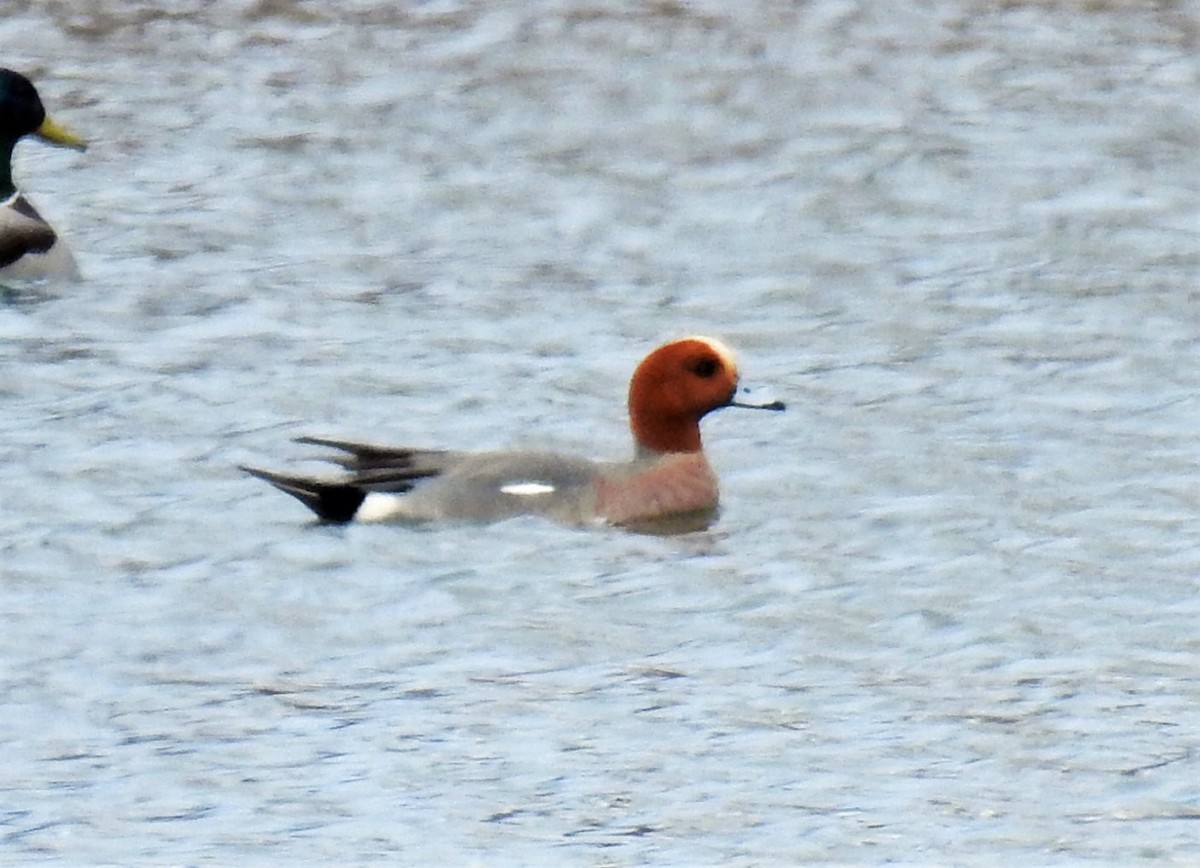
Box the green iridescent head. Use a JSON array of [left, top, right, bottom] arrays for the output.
[[0, 68, 86, 195]]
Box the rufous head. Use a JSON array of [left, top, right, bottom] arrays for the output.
[[628, 336, 778, 455]]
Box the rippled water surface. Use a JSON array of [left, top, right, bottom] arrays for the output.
[[2, 1, 1199, 863]]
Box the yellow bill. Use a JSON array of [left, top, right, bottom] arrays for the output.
[[35, 115, 87, 151]]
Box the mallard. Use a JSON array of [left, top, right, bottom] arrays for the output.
[[0, 68, 86, 282]]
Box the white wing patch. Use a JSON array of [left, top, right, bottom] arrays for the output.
[[500, 481, 557, 497]]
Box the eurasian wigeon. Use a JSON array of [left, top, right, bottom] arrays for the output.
[[242, 336, 784, 533], [0, 69, 87, 282]]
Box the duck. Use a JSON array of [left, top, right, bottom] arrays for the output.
[[0, 68, 87, 282], [242, 336, 784, 533]]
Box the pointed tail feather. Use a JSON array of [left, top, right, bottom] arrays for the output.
[[240, 465, 366, 523], [294, 436, 452, 475]]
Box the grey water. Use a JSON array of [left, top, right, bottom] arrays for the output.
[[2, 1, 1199, 863]]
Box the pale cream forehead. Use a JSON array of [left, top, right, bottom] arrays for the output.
[[682, 334, 739, 373]]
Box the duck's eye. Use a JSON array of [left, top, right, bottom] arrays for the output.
[[689, 357, 719, 378]]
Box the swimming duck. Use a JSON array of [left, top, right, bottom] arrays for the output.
[[0, 68, 87, 281], [243, 336, 784, 532]]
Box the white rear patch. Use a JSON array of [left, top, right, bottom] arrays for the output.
[[357, 492, 406, 522], [500, 481, 556, 497]]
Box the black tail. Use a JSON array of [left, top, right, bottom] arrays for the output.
[[240, 466, 366, 523]]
